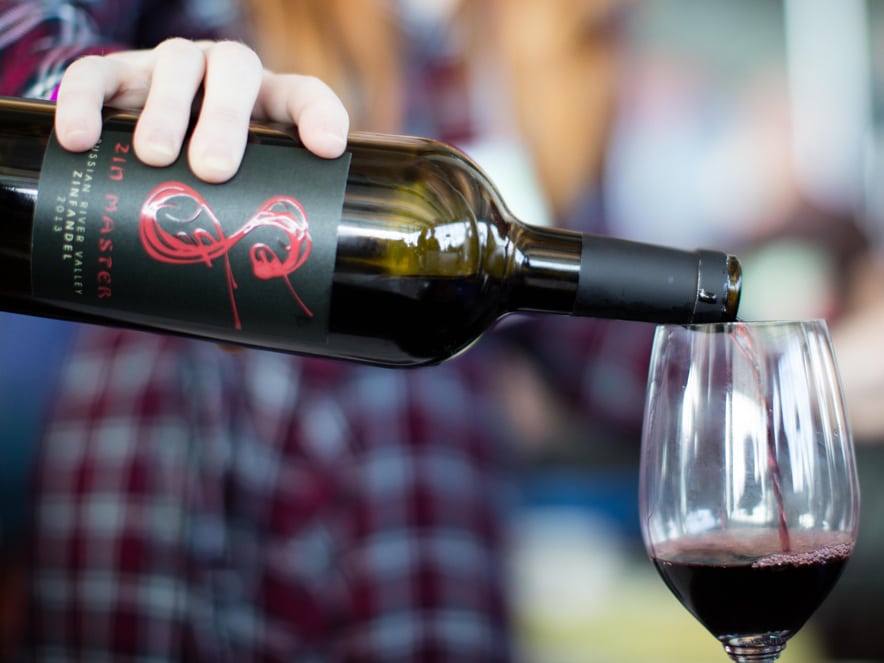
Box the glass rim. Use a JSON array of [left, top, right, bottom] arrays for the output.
[[658, 318, 829, 333]]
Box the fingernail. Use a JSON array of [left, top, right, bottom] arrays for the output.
[[197, 143, 237, 181], [324, 131, 348, 148], [314, 131, 347, 159], [147, 137, 178, 160], [64, 127, 90, 141], [58, 125, 97, 152], [63, 128, 93, 150], [138, 130, 180, 165]]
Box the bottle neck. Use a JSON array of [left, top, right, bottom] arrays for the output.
[[508, 223, 742, 324], [507, 222, 583, 314]]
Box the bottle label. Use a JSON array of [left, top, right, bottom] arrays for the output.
[[32, 122, 350, 349]]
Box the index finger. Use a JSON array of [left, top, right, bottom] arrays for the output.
[[53, 54, 146, 152]]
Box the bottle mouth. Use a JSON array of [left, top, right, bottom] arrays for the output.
[[724, 254, 742, 321], [692, 250, 742, 323]]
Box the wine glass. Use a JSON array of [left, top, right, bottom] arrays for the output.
[[639, 320, 860, 662]]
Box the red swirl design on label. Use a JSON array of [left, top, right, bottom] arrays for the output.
[[139, 181, 313, 329]]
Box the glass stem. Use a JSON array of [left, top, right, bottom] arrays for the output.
[[721, 633, 788, 662]]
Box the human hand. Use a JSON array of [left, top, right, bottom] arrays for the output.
[[54, 38, 350, 182]]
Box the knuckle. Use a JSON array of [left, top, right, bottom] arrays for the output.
[[278, 74, 336, 106], [64, 54, 107, 77], [210, 40, 263, 76], [297, 74, 331, 94], [155, 36, 204, 62]]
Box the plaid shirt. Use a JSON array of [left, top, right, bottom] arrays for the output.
[[25, 330, 511, 661]]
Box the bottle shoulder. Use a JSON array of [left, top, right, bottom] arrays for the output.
[[346, 131, 509, 224]]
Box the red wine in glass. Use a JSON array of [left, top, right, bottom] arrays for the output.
[[652, 532, 851, 641]]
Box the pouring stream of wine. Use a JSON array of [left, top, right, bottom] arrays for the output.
[[730, 324, 791, 553]]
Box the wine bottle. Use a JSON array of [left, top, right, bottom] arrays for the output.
[[0, 96, 741, 367]]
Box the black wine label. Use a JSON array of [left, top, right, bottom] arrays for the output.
[[32, 123, 350, 349]]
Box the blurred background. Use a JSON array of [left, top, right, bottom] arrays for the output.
[[250, 0, 884, 660], [7, 0, 884, 660]]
